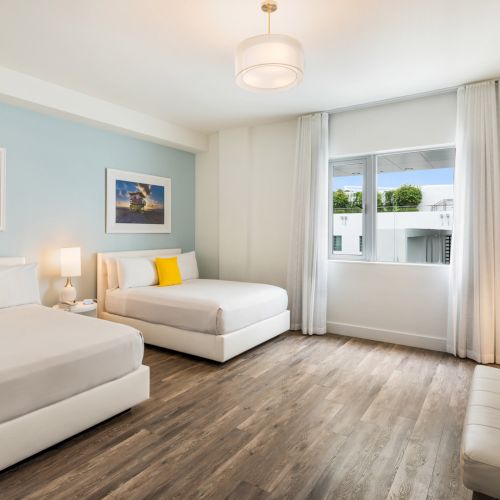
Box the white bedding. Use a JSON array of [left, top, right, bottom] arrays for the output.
[[0, 304, 144, 423], [105, 279, 288, 335]]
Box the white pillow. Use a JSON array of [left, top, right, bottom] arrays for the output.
[[116, 257, 158, 289], [106, 258, 119, 290], [177, 251, 199, 281], [0, 264, 41, 308], [106, 253, 174, 289]]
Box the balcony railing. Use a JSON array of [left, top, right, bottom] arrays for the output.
[[332, 205, 453, 263], [333, 203, 454, 214]]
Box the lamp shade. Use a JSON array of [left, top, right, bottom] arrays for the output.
[[60, 247, 81, 277], [235, 34, 304, 91]]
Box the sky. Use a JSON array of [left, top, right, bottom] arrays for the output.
[[115, 180, 165, 209], [333, 167, 454, 190]]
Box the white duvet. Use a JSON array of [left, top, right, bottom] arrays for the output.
[[0, 304, 143, 423], [106, 279, 288, 335]]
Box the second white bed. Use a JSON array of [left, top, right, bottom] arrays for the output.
[[105, 279, 288, 335], [98, 249, 291, 362]]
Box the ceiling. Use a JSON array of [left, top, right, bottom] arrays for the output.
[[0, 0, 499, 133]]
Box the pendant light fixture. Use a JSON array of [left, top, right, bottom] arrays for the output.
[[235, 0, 304, 92]]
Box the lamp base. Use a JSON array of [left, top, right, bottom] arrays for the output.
[[60, 279, 77, 304]]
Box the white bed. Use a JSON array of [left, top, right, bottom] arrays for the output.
[[0, 257, 150, 472], [97, 249, 290, 362], [105, 279, 288, 335]]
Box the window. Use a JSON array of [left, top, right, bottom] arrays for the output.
[[330, 158, 367, 257], [333, 235, 342, 252], [330, 147, 455, 264]]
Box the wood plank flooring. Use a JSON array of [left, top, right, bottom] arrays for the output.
[[0, 332, 476, 499]]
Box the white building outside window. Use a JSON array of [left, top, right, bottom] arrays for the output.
[[330, 147, 455, 264]]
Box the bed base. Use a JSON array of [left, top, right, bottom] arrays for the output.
[[0, 365, 149, 472], [101, 311, 291, 362]]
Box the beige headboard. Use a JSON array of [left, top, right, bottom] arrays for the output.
[[0, 257, 26, 266], [96, 248, 181, 317]]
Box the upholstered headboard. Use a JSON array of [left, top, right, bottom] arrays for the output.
[[0, 257, 26, 266], [96, 248, 181, 317]]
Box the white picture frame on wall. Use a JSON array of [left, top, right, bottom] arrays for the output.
[[106, 168, 171, 234], [0, 149, 5, 231]]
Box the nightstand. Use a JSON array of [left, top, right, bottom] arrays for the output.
[[52, 301, 97, 317]]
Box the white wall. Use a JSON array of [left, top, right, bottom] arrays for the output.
[[245, 121, 296, 286], [328, 262, 449, 351], [218, 127, 252, 281], [330, 92, 457, 157], [0, 66, 208, 153], [420, 184, 454, 207], [195, 92, 457, 352], [196, 120, 296, 288], [327, 92, 457, 350], [195, 133, 219, 278]]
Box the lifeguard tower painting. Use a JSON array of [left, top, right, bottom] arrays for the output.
[[106, 169, 171, 234], [115, 180, 165, 224]]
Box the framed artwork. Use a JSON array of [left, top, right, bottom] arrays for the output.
[[106, 169, 171, 234], [0, 149, 5, 231]]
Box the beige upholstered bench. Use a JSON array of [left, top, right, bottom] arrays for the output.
[[462, 365, 500, 499]]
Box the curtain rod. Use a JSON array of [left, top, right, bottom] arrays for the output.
[[327, 77, 499, 115], [465, 77, 499, 85], [327, 86, 457, 115]]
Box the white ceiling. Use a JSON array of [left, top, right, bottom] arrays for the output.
[[0, 0, 499, 133]]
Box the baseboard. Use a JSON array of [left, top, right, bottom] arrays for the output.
[[327, 321, 447, 352]]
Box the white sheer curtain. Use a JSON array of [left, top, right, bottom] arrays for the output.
[[448, 80, 500, 363], [287, 112, 329, 335]]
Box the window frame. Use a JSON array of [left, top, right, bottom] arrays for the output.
[[328, 144, 455, 265], [329, 157, 370, 261]]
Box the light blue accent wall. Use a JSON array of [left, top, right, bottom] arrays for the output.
[[0, 101, 195, 305]]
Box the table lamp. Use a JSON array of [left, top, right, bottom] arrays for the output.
[[60, 247, 81, 304]]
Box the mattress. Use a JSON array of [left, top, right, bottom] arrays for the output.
[[105, 279, 288, 335], [0, 304, 144, 424]]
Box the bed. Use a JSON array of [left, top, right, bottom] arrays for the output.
[[97, 249, 290, 362], [0, 257, 150, 472]]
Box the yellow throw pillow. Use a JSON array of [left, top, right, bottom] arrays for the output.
[[155, 257, 182, 287]]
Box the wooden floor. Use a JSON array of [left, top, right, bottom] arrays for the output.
[[0, 333, 476, 500]]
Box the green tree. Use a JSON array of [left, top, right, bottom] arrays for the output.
[[351, 191, 363, 212], [394, 185, 422, 211], [384, 190, 395, 212], [333, 189, 350, 212], [377, 192, 383, 212]]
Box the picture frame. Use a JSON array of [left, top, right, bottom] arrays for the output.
[[106, 168, 171, 234], [0, 149, 5, 232]]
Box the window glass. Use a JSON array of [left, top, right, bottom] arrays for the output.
[[331, 159, 366, 257], [333, 235, 342, 252], [329, 147, 455, 264], [376, 148, 455, 264]]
